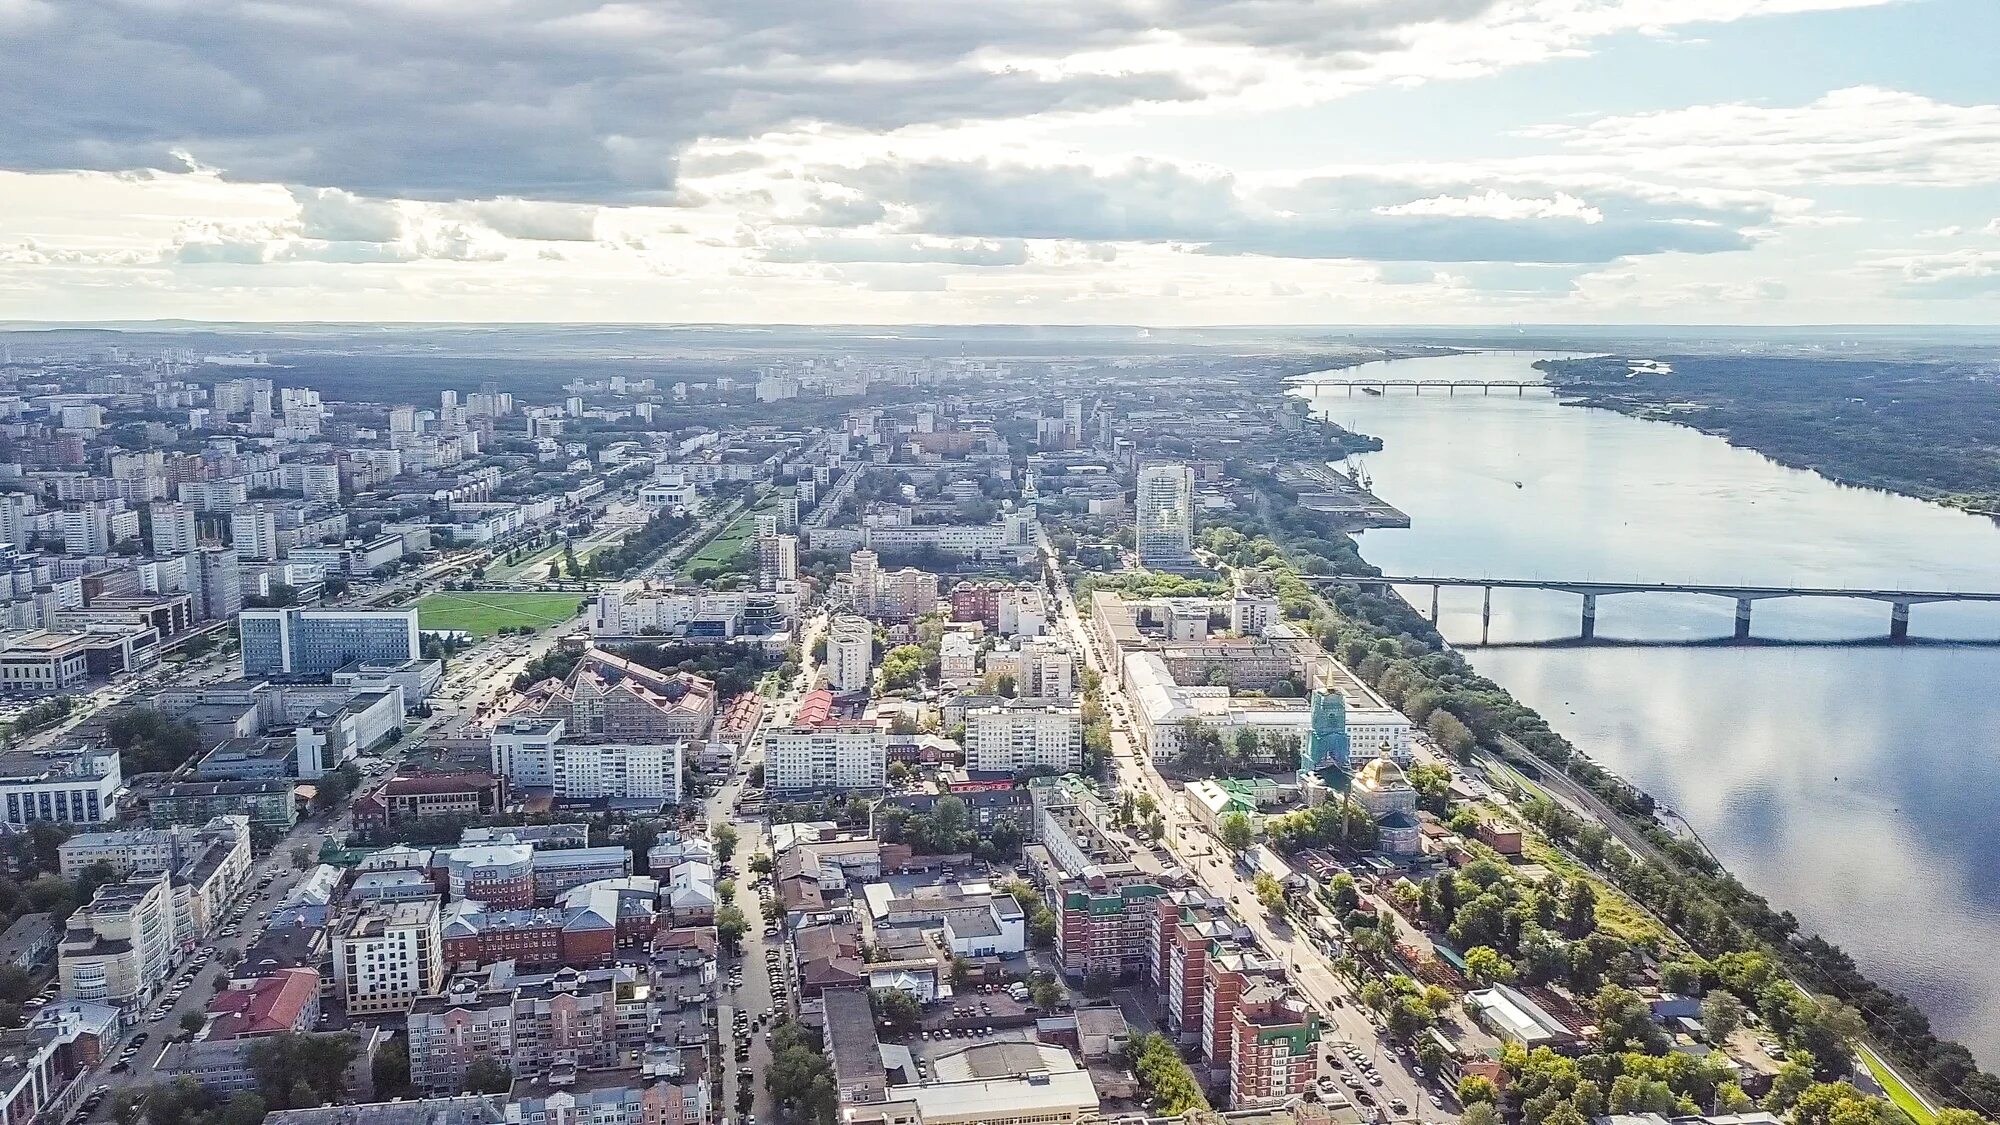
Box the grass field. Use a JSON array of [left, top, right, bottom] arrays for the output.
[[416, 591, 588, 637], [677, 494, 779, 578], [1861, 1046, 1937, 1125]]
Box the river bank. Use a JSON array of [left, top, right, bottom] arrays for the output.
[[1264, 350, 2000, 1110], [1535, 353, 2000, 516]]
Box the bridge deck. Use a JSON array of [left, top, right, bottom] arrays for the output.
[[1310, 574, 2000, 603]]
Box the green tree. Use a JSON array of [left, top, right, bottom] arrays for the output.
[[717, 905, 749, 952], [767, 1020, 839, 1125], [1219, 812, 1255, 852], [1661, 957, 1708, 997], [1461, 1103, 1502, 1125], [1765, 1060, 1817, 1113], [462, 1056, 513, 1095], [869, 988, 922, 1036], [1253, 872, 1287, 914], [1701, 989, 1747, 1042], [372, 1037, 414, 1100], [1594, 984, 1667, 1054], [178, 1012, 205, 1034], [1459, 1076, 1500, 1106], [713, 823, 739, 865], [749, 853, 774, 876], [1464, 945, 1515, 988]]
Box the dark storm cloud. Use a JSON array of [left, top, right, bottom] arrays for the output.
[[0, 0, 1501, 204]]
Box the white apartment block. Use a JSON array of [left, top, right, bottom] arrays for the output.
[[763, 727, 887, 794], [1135, 463, 1196, 566], [149, 502, 201, 554], [826, 615, 872, 693], [334, 898, 444, 1016], [986, 636, 1075, 702], [965, 703, 1083, 774], [997, 586, 1049, 637], [232, 504, 280, 561], [59, 871, 176, 1007], [939, 632, 978, 684], [489, 718, 685, 803]]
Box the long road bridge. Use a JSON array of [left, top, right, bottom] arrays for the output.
[[1288, 378, 1549, 395], [1306, 574, 2000, 641]]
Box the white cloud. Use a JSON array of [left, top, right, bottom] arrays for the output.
[[1373, 190, 1603, 223], [290, 187, 404, 243], [1524, 87, 2000, 187]]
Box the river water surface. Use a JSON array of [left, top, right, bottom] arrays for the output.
[[1295, 350, 2000, 1063]]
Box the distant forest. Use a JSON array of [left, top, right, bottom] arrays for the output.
[[1539, 355, 2000, 514]]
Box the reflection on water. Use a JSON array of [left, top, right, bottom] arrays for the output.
[[1299, 351, 2000, 1062]]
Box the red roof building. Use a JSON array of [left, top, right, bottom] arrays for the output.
[[206, 968, 321, 1039]]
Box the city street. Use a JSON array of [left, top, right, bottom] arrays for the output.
[[86, 822, 330, 1109], [1050, 568, 1456, 1124]]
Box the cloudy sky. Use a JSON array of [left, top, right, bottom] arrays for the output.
[[2, 0, 1997, 325]]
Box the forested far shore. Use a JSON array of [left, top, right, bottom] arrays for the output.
[[1537, 355, 2000, 515]]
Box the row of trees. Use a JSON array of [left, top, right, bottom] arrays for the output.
[[1206, 468, 2000, 1114], [1162, 719, 1303, 778], [766, 1020, 838, 1125]]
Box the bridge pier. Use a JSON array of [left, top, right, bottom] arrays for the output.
[[1430, 584, 1440, 623], [1735, 598, 1753, 640], [1581, 593, 1597, 640], [1891, 601, 1911, 641], [1481, 586, 1492, 644]]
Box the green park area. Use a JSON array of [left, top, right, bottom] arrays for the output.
[[677, 494, 780, 580], [416, 591, 587, 638]]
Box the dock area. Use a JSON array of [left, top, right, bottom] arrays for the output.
[[1280, 460, 1410, 528]]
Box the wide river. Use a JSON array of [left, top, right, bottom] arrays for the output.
[[1295, 350, 2000, 1063]]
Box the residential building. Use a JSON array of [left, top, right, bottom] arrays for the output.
[[488, 718, 685, 805], [58, 871, 176, 1008], [1225, 986, 1320, 1107], [506, 647, 715, 742], [149, 503, 200, 554], [964, 703, 1082, 774], [147, 779, 297, 832], [333, 898, 445, 1016], [0, 913, 56, 972], [983, 635, 1074, 701], [826, 615, 872, 693], [1134, 463, 1195, 566], [764, 719, 887, 797], [240, 607, 422, 676], [873, 568, 936, 623], [406, 965, 642, 1096]]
